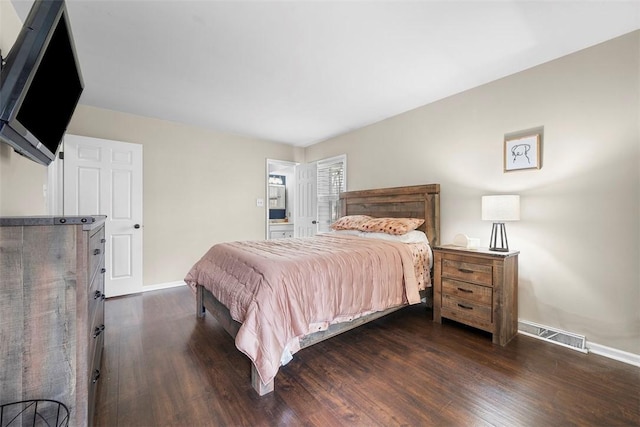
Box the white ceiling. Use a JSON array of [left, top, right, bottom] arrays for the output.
[[11, 1, 640, 146]]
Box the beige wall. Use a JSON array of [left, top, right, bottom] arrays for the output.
[[306, 31, 640, 354], [0, 0, 48, 215], [67, 106, 301, 287]]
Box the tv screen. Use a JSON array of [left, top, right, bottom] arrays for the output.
[[0, 0, 83, 166]]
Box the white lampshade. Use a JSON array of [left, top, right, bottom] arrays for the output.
[[482, 195, 520, 221]]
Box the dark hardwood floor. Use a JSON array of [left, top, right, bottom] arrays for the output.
[[94, 286, 640, 427]]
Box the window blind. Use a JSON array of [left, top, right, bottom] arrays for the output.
[[316, 155, 346, 233]]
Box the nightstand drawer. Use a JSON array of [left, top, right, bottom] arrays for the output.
[[442, 258, 492, 286], [442, 278, 492, 305], [442, 294, 492, 326]]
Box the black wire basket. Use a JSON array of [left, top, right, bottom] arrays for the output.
[[0, 400, 69, 427]]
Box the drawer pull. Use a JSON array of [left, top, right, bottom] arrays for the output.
[[457, 287, 473, 293], [93, 324, 105, 338], [457, 303, 474, 310], [92, 369, 101, 383], [93, 248, 101, 256], [458, 268, 474, 274], [94, 290, 103, 300]]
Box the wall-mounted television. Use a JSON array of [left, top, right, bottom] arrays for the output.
[[0, 0, 83, 166]]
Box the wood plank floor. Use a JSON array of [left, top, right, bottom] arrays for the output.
[[94, 286, 640, 427]]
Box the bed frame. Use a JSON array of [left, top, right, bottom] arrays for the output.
[[196, 183, 440, 395]]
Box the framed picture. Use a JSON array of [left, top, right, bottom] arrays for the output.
[[504, 133, 541, 172]]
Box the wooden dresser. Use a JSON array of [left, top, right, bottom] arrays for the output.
[[0, 216, 106, 426], [433, 245, 519, 346]]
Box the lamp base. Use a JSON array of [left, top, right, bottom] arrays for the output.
[[489, 223, 509, 252]]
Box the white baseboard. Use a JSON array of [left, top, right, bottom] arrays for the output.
[[142, 280, 187, 293], [587, 341, 640, 367]]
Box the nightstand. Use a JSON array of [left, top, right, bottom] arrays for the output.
[[433, 245, 519, 346]]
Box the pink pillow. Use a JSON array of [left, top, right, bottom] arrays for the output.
[[330, 215, 373, 231], [358, 217, 425, 235]]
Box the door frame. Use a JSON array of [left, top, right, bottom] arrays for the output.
[[47, 151, 64, 215], [266, 159, 298, 239]]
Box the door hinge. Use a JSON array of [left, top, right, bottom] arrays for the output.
[[59, 151, 64, 160]]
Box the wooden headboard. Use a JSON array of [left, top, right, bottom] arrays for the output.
[[339, 184, 440, 246]]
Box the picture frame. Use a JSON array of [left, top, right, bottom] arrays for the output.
[[504, 132, 541, 172]]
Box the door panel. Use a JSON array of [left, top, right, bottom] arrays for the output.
[[63, 134, 143, 297], [77, 167, 100, 214], [112, 170, 132, 219], [111, 234, 132, 278], [294, 162, 317, 237]]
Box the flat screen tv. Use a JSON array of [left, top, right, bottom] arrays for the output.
[[0, 0, 83, 166]]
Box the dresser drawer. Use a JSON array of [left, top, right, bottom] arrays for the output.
[[442, 258, 493, 286], [270, 230, 293, 239], [442, 278, 492, 305], [88, 331, 104, 427], [88, 266, 105, 318], [88, 291, 105, 338], [89, 331, 104, 385], [89, 267, 105, 299], [441, 293, 492, 329], [89, 298, 105, 361], [88, 227, 105, 283]]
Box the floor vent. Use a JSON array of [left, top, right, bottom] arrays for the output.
[[518, 320, 588, 353]]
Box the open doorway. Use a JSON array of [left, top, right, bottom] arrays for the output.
[[266, 155, 346, 239], [266, 159, 298, 239]]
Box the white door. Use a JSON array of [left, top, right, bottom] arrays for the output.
[[63, 135, 143, 297], [294, 162, 317, 237]]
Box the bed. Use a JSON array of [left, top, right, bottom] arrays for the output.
[[185, 184, 440, 395]]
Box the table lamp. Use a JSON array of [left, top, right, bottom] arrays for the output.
[[482, 195, 520, 252]]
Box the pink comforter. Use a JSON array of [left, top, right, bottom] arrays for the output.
[[185, 234, 428, 385]]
